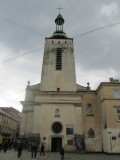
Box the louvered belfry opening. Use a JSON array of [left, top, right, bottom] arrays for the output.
[[56, 48, 62, 70]]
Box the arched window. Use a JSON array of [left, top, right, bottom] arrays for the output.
[[86, 104, 93, 115], [88, 128, 95, 138], [55, 109, 60, 117]]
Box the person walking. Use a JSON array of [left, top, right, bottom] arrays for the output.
[[17, 143, 22, 158], [13, 140, 18, 151], [60, 147, 64, 160], [40, 143, 45, 156], [3, 141, 8, 153], [0, 143, 2, 152], [31, 144, 38, 158]]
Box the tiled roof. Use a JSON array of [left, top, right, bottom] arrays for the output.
[[0, 108, 18, 121], [0, 107, 20, 113], [0, 107, 21, 119]]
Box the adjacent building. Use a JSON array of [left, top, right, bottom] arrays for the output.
[[20, 13, 120, 153], [0, 107, 21, 145]]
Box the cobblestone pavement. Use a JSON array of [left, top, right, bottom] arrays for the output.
[[0, 149, 120, 160]]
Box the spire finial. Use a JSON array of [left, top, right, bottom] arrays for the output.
[[27, 81, 30, 86], [87, 82, 90, 90], [57, 6, 63, 14]]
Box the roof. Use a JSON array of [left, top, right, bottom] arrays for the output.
[[0, 107, 21, 119], [0, 107, 21, 113], [0, 108, 18, 121]]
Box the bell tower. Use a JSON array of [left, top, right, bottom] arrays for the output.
[[40, 13, 76, 91]]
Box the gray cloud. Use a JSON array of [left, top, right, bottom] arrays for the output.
[[0, 0, 120, 111]]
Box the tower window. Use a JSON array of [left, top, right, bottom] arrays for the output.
[[56, 48, 62, 70]]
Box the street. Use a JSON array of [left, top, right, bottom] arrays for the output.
[[0, 149, 120, 160]]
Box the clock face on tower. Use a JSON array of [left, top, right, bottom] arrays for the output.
[[52, 121, 63, 134]]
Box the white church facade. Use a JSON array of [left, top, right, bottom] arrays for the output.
[[20, 13, 120, 153]]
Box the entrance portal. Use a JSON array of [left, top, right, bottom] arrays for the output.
[[51, 137, 62, 152]]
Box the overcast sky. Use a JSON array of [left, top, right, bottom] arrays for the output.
[[0, 0, 120, 112]]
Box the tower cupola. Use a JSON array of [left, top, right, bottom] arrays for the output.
[[49, 12, 69, 39], [55, 13, 64, 32]]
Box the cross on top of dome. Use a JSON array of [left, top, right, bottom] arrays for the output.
[[55, 7, 64, 32], [57, 6, 63, 14]]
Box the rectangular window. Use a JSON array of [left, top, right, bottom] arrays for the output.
[[114, 89, 120, 98], [117, 109, 120, 121], [56, 48, 62, 70], [43, 137, 46, 140], [67, 139, 73, 145], [112, 137, 116, 140], [66, 124, 74, 135], [57, 88, 60, 91]]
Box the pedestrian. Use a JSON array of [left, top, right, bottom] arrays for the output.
[[31, 144, 38, 158], [40, 143, 45, 156], [60, 146, 64, 160], [13, 140, 18, 151], [3, 141, 8, 153], [0, 145, 1, 152], [17, 143, 22, 158]]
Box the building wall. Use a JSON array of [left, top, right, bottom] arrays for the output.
[[20, 111, 33, 137], [0, 109, 18, 137], [97, 83, 120, 153], [33, 91, 81, 151], [82, 92, 102, 152], [102, 129, 120, 153], [20, 90, 82, 151], [31, 103, 81, 151]]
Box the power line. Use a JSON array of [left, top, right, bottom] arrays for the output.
[[0, 16, 44, 37], [73, 21, 120, 39], [1, 15, 120, 39], [76, 49, 107, 67], [1, 17, 120, 66], [0, 48, 43, 64]]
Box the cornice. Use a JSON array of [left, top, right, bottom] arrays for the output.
[[21, 100, 81, 106], [32, 90, 83, 96], [101, 98, 120, 102]]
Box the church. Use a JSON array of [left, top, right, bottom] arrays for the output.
[[20, 13, 120, 153]]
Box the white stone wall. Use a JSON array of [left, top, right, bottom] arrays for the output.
[[40, 38, 76, 91], [85, 135, 102, 152], [75, 106, 83, 135], [32, 103, 82, 151], [20, 111, 33, 136], [20, 113, 26, 136], [102, 128, 120, 153]]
